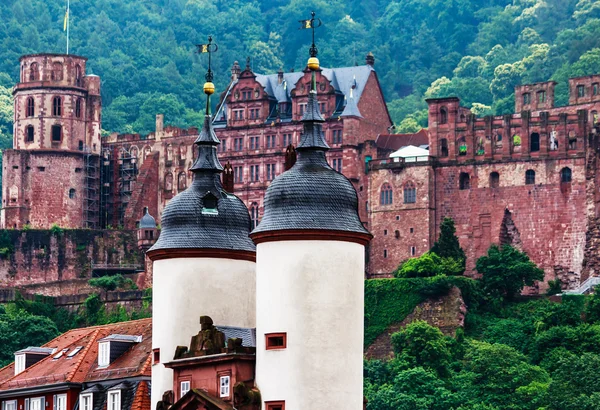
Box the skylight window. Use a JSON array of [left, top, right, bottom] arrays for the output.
[[53, 349, 69, 360], [67, 346, 83, 358]]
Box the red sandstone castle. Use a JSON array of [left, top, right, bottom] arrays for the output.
[[3, 52, 600, 291]]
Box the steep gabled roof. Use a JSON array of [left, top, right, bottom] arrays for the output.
[[0, 319, 152, 392]]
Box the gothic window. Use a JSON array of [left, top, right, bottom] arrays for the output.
[[403, 182, 416, 204], [440, 138, 449, 157], [332, 129, 342, 144], [130, 146, 139, 159], [75, 65, 83, 86], [459, 172, 470, 190], [489, 172, 500, 188], [525, 170, 535, 185], [560, 167, 572, 183], [69, 188, 76, 199], [530, 132, 540, 152], [75, 99, 82, 118], [51, 125, 62, 142], [250, 202, 259, 229], [177, 172, 187, 191], [440, 107, 448, 124], [25, 97, 35, 117], [164, 173, 173, 191], [143, 146, 152, 160], [51, 62, 63, 81], [52, 97, 62, 116], [380, 183, 393, 205], [29, 63, 39, 81], [25, 125, 34, 142]]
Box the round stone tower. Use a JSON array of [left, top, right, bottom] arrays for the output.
[[147, 47, 256, 408], [1, 53, 102, 229], [250, 37, 372, 408]]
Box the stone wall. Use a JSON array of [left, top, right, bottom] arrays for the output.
[[0, 229, 146, 292]]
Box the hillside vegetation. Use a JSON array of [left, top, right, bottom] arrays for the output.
[[0, 0, 598, 144]]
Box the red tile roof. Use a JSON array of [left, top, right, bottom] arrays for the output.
[[375, 129, 429, 151], [0, 319, 152, 390]]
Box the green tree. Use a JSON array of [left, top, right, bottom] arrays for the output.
[[431, 217, 466, 270], [476, 245, 544, 302], [88, 274, 137, 293]]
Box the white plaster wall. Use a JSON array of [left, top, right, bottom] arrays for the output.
[[151, 257, 256, 409], [255, 240, 365, 409]]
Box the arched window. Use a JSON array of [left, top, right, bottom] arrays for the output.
[[52, 97, 62, 116], [459, 172, 470, 190], [51, 125, 62, 142], [75, 65, 83, 86], [164, 173, 173, 191], [203, 192, 218, 210], [29, 63, 39, 81], [68, 188, 76, 199], [143, 146, 152, 160], [26, 97, 35, 117], [530, 132, 540, 152], [403, 182, 416, 203], [457, 136, 467, 155], [177, 172, 187, 191], [75, 98, 82, 118], [440, 138, 449, 157], [130, 146, 139, 159], [25, 125, 34, 142], [250, 202, 260, 229], [560, 167, 572, 183], [179, 144, 186, 160], [489, 172, 500, 188], [51, 62, 63, 81], [525, 170, 536, 185], [440, 107, 448, 124], [380, 183, 393, 205]]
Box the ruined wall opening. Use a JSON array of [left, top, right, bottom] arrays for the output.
[[459, 172, 470, 190], [530, 133, 540, 152], [489, 172, 500, 188], [25, 125, 34, 142], [440, 138, 448, 157], [525, 169, 536, 185], [440, 107, 448, 124], [51, 125, 62, 142], [560, 167, 572, 183]]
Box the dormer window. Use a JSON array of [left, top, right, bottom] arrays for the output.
[[107, 390, 121, 410], [98, 341, 110, 367], [202, 193, 218, 215], [98, 334, 142, 367], [14, 354, 25, 375], [14, 347, 54, 375], [4, 400, 16, 410], [80, 393, 93, 410]]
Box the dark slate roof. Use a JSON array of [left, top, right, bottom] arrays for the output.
[[252, 71, 370, 237], [341, 93, 362, 118], [15, 347, 54, 355], [139, 208, 156, 229], [149, 115, 255, 253], [80, 380, 149, 410], [215, 326, 256, 347]]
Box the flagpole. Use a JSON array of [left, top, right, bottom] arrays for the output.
[[66, 0, 70, 55]]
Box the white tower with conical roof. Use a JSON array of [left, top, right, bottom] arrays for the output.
[[147, 37, 256, 409], [250, 13, 372, 409]]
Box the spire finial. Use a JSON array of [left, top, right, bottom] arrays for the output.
[[246, 56, 251, 70], [196, 35, 218, 114], [300, 11, 322, 71]]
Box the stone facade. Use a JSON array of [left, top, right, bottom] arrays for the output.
[[1, 54, 102, 229]]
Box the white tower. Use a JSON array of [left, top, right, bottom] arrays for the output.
[[250, 19, 372, 409], [147, 41, 256, 409]]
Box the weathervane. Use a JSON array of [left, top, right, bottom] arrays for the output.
[[299, 11, 322, 62], [196, 35, 219, 114]]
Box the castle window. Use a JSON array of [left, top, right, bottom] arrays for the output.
[[538, 90, 546, 103], [52, 97, 62, 116], [250, 202, 259, 229], [51, 125, 62, 142], [380, 183, 393, 205], [75, 99, 82, 118], [265, 402, 285, 410], [332, 158, 342, 173], [266, 135, 276, 149], [299, 103, 307, 116], [234, 138, 244, 151], [523, 93, 531, 105], [29, 63, 39, 81], [395, 230, 400, 239], [25, 125, 34, 142], [459, 172, 470, 190], [219, 376, 230, 398], [152, 348, 160, 364], [75, 65, 83, 87], [526, 169, 536, 185], [530, 133, 540, 152], [203, 193, 218, 211], [177, 172, 187, 191], [384, 249, 388, 258], [164, 173, 173, 191], [578, 85, 585, 98], [234, 166, 243, 183], [489, 172, 500, 188], [78, 141, 84, 151], [332, 129, 343, 144], [51, 62, 63, 81], [265, 333, 287, 350], [219, 138, 227, 152], [384, 229, 388, 235], [250, 164, 260, 182], [266, 163, 276, 181], [283, 133, 293, 147], [180, 381, 190, 398], [594, 83, 599, 96], [166, 144, 173, 162], [440, 138, 448, 157], [411, 246, 416, 256], [403, 182, 416, 204], [250, 136, 260, 150], [410, 227, 414, 233], [560, 167, 572, 183], [440, 107, 448, 124], [26, 97, 35, 117]]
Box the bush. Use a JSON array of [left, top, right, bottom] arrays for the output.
[[431, 217, 466, 272], [546, 279, 563, 296], [88, 274, 138, 292], [396, 252, 464, 278]]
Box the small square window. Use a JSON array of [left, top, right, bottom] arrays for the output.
[[410, 228, 414, 234], [383, 229, 387, 235], [396, 215, 400, 221], [266, 333, 287, 350], [383, 249, 388, 258], [152, 348, 160, 364], [265, 402, 285, 410]]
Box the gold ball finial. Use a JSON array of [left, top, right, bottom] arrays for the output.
[[203, 82, 215, 95], [307, 57, 320, 71]]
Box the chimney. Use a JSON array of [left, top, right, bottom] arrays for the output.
[[231, 61, 241, 81], [366, 52, 375, 67], [278, 68, 284, 84]]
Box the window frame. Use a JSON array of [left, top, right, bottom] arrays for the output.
[[107, 391, 120, 410], [525, 170, 535, 185], [380, 183, 393, 206], [79, 393, 92, 410], [403, 182, 416, 204], [14, 354, 25, 375], [4, 400, 16, 410], [523, 92, 531, 105], [560, 167, 572, 183], [265, 333, 287, 350], [52, 96, 62, 116], [26, 97, 35, 117], [55, 394, 67, 410], [219, 376, 230, 398], [180, 380, 190, 398], [265, 401, 285, 410], [98, 341, 110, 367]]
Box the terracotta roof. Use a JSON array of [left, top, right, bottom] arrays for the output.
[[170, 389, 233, 410], [376, 129, 429, 151], [0, 319, 152, 391]]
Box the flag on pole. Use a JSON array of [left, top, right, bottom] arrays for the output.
[[197, 44, 210, 53], [63, 8, 69, 31], [299, 19, 313, 29]]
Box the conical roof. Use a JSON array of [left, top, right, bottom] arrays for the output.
[[139, 207, 157, 229]]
